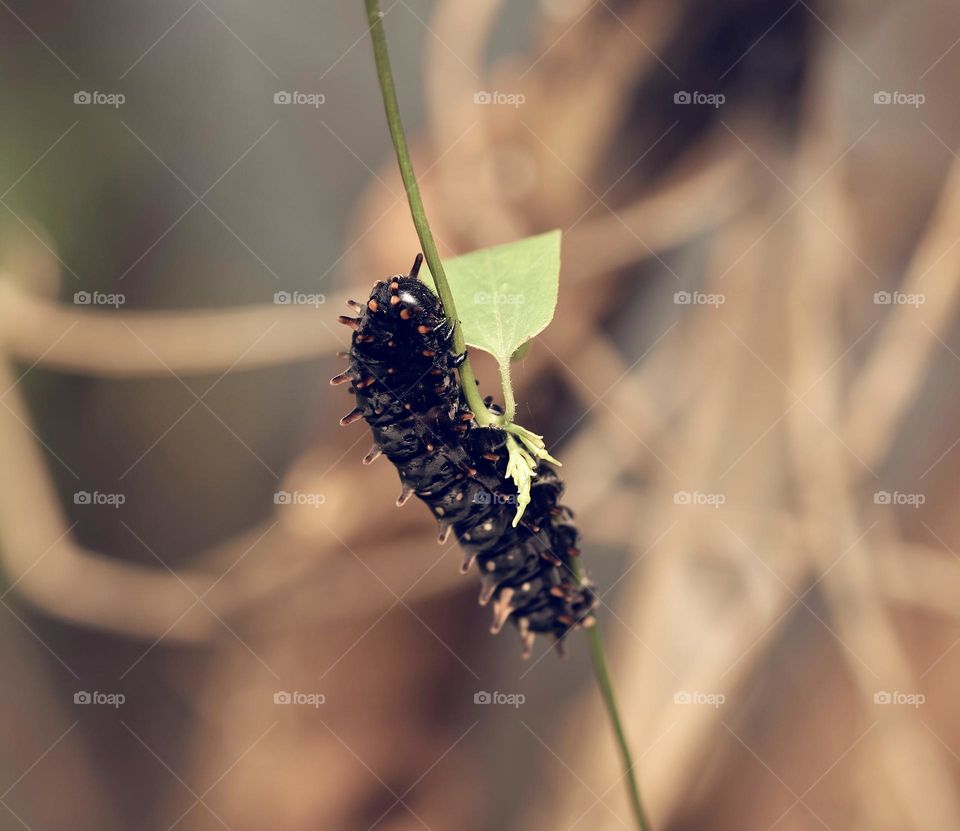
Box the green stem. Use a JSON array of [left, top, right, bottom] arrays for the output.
[[498, 359, 516, 422], [364, 0, 494, 426], [364, 4, 651, 828], [571, 560, 652, 831]]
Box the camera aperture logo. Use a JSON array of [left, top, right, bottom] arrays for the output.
[[74, 490, 126, 508], [274, 290, 325, 308], [74, 290, 125, 308], [74, 91, 125, 108], [273, 690, 325, 707], [74, 690, 125, 708], [674, 90, 725, 109], [274, 490, 325, 507], [274, 91, 326, 108], [474, 690, 525, 708], [873, 91, 925, 109], [874, 690, 924, 708], [473, 90, 525, 108], [673, 690, 725, 708]]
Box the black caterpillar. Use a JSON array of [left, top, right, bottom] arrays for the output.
[[333, 255, 597, 656]]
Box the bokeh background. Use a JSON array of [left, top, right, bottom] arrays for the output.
[[2, 1, 960, 829]]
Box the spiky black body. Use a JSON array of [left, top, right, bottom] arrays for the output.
[[335, 261, 597, 655]]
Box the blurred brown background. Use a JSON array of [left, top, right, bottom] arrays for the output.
[[2, 0, 960, 829]]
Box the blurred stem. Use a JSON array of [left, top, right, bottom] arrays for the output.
[[364, 0, 495, 426], [571, 562, 653, 831], [365, 5, 650, 828]]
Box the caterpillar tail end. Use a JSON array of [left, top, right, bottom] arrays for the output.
[[409, 252, 424, 279]]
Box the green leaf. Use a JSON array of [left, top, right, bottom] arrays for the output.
[[421, 231, 563, 525], [421, 230, 560, 366]]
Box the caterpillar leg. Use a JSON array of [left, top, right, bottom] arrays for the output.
[[489, 588, 515, 634], [396, 482, 415, 507], [518, 618, 534, 659], [339, 407, 363, 426]]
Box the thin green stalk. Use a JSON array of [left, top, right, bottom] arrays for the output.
[[571, 565, 652, 831], [363, 3, 652, 829], [364, 0, 494, 426]]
